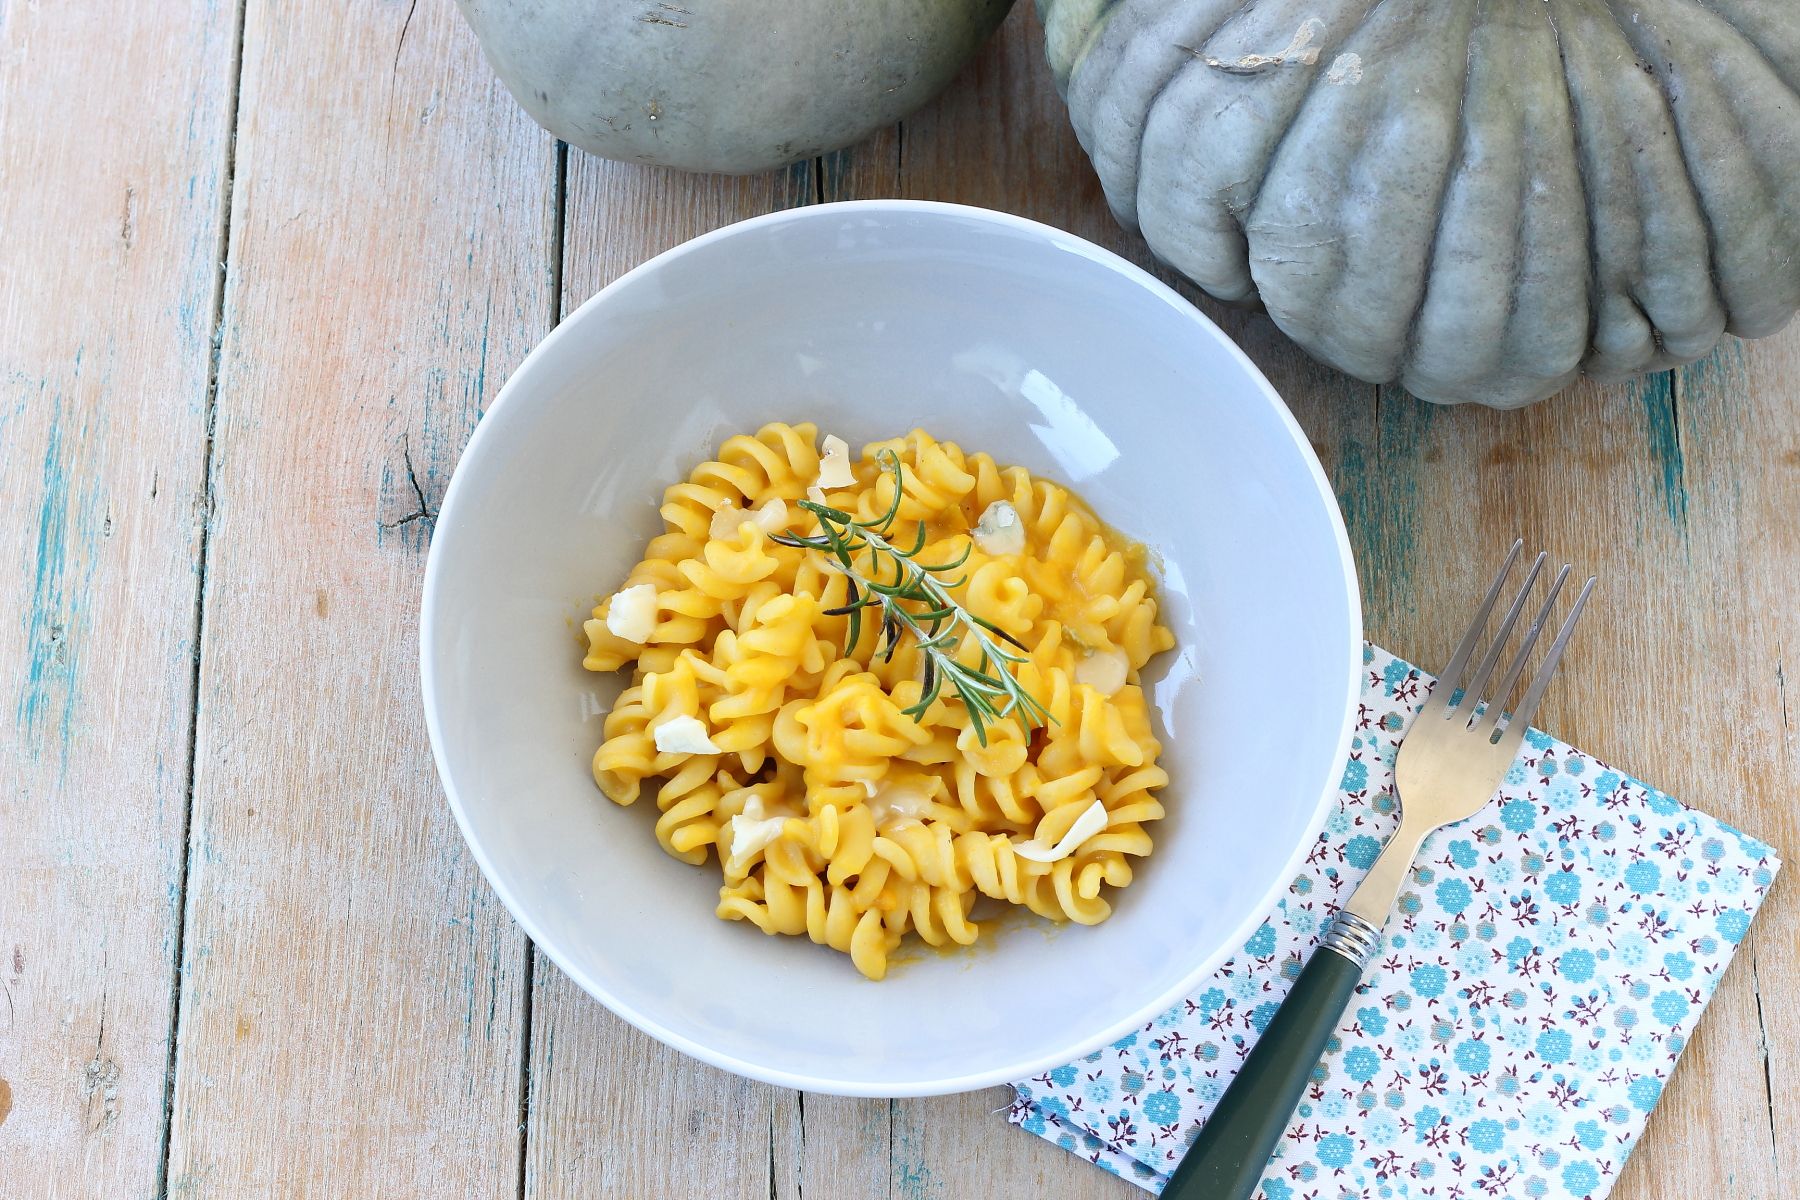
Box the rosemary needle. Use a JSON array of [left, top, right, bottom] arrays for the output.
[[771, 449, 1053, 746]]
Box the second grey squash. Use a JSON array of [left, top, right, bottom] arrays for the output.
[[459, 0, 1015, 175]]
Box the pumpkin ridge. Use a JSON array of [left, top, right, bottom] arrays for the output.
[[1496, 34, 1566, 396], [1238, 0, 1398, 233], [1693, 94, 1794, 336], [1496, 1, 1592, 400], [1128, 0, 1264, 231], [1135, 0, 1385, 304], [1169, 0, 1324, 265], [1594, 0, 1729, 338], [1604, 0, 1800, 336], [1244, 0, 1478, 383], [1684, 0, 1800, 100], [1542, 0, 1605, 376], [1062, 0, 1252, 226], [1533, 3, 1605, 376], [1557, 0, 1723, 375], [1392, 6, 1481, 394], [1042, 0, 1128, 94]]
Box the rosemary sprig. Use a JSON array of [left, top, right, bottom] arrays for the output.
[[771, 449, 1052, 746]]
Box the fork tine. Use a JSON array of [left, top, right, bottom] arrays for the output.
[[1495, 574, 1596, 747], [1461, 551, 1546, 713], [1424, 539, 1523, 718], [1472, 564, 1570, 737]]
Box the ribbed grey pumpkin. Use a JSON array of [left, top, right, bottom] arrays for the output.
[[1039, 0, 1800, 407], [459, 0, 1014, 175]]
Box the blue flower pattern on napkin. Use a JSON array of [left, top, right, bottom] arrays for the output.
[[1008, 645, 1779, 1198]]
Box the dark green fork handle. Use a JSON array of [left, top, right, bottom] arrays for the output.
[[1161, 910, 1384, 1200]]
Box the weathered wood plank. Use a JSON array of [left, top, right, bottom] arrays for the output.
[[159, 0, 555, 1192], [0, 0, 236, 1192], [557, 153, 813, 289], [891, 1087, 1137, 1199], [1699, 329, 1800, 1192], [788, 1092, 892, 1198], [1609, 332, 1800, 1199], [525, 962, 804, 1199]]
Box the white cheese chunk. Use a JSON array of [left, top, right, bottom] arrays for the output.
[[865, 777, 935, 829], [806, 485, 828, 506], [972, 500, 1025, 557], [708, 497, 789, 542], [604, 583, 658, 644], [1074, 646, 1130, 697], [652, 714, 722, 755], [1012, 800, 1109, 863], [815, 433, 855, 489], [727, 794, 791, 864]]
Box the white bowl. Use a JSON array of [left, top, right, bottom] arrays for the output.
[[422, 201, 1360, 1096]]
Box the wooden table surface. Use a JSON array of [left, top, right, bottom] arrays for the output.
[[4, 3, 1795, 1196]]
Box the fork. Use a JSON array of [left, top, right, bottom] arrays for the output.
[[1161, 541, 1596, 1200]]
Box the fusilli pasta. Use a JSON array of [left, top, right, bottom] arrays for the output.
[[582, 423, 1176, 979]]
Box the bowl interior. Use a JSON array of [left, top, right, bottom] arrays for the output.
[[423, 203, 1359, 1095]]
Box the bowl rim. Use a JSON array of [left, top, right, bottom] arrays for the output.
[[420, 198, 1363, 1097]]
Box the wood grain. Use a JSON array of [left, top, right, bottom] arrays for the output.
[[0, 0, 237, 1193], [158, 0, 554, 1192]]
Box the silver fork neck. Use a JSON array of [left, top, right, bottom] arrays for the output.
[[1338, 817, 1433, 946]]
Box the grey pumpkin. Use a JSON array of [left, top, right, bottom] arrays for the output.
[[458, 0, 1015, 175], [1039, 0, 1800, 407]]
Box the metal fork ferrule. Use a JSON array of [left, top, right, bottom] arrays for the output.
[[1319, 909, 1385, 971]]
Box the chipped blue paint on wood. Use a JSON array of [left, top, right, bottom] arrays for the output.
[[891, 1141, 938, 1199], [1635, 369, 1688, 526], [783, 156, 815, 208], [817, 146, 854, 203], [890, 1103, 944, 1200], [1332, 386, 1432, 633], [471, 296, 493, 418], [17, 402, 78, 755], [1673, 337, 1750, 516]]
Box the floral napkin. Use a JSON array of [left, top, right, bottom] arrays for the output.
[[1008, 644, 1780, 1199]]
